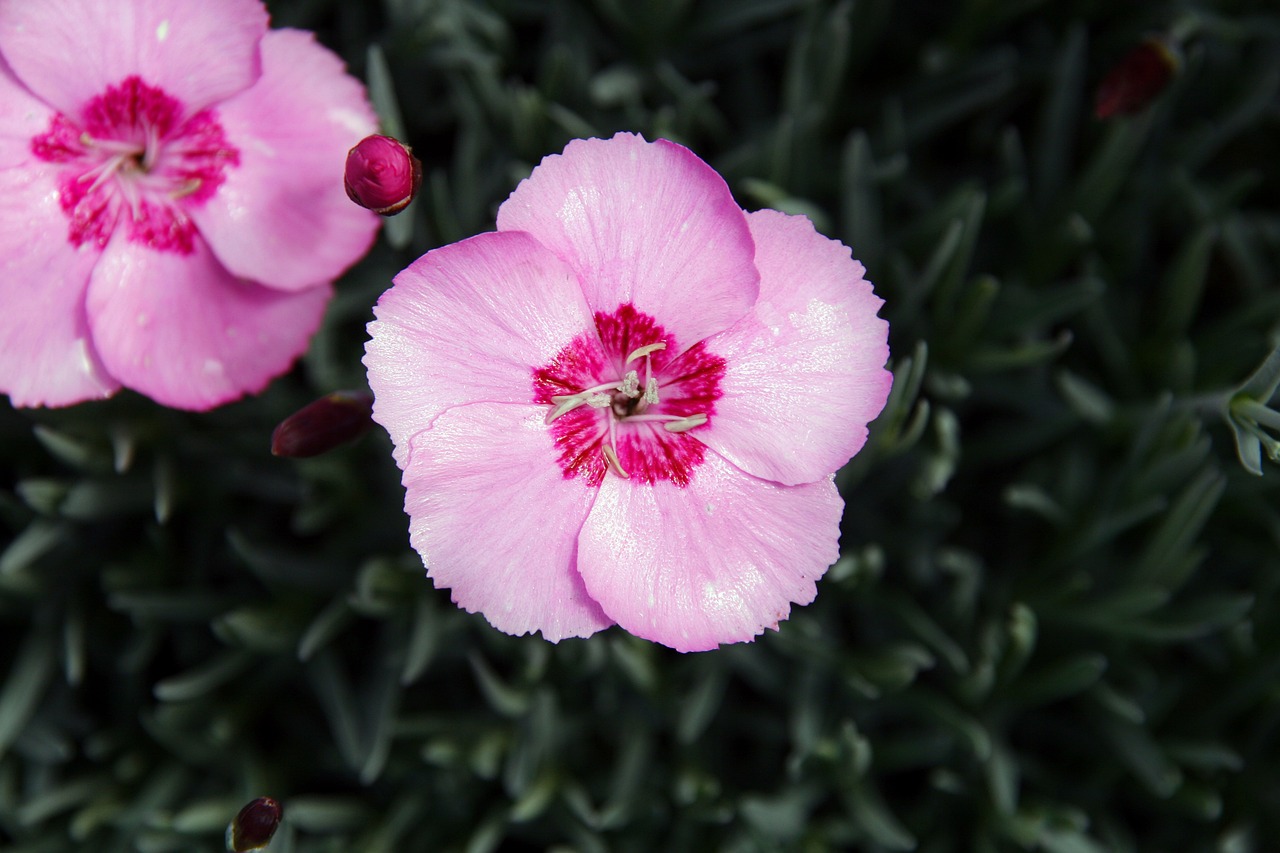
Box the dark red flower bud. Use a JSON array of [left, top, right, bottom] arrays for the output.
[[226, 797, 282, 852], [344, 134, 422, 215], [1094, 36, 1181, 118], [271, 391, 375, 458]]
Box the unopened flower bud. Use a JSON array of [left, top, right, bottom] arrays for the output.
[[1094, 35, 1181, 118], [344, 134, 422, 215], [271, 391, 375, 458], [226, 797, 282, 852]]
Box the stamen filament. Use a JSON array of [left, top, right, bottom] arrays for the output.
[[602, 444, 629, 478], [81, 155, 130, 193], [603, 414, 629, 478], [546, 395, 588, 423], [143, 124, 160, 171]]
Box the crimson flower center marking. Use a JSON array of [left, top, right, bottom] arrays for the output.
[[31, 75, 239, 255], [532, 304, 726, 487]]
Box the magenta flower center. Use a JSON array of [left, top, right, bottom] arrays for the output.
[[533, 304, 726, 487], [31, 76, 239, 255]]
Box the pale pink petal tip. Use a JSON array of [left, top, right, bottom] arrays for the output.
[[0, 0, 268, 118], [701, 209, 892, 485], [0, 166, 119, 407], [85, 239, 330, 411], [577, 455, 844, 653], [402, 404, 614, 642], [194, 29, 381, 292], [496, 132, 760, 348], [364, 230, 593, 469]]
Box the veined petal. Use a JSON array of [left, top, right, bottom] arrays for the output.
[[402, 402, 612, 642], [496, 133, 759, 349], [0, 0, 268, 117], [0, 162, 117, 407], [85, 235, 329, 411], [0, 58, 54, 169], [365, 230, 595, 468], [700, 210, 892, 485], [192, 29, 379, 292], [577, 452, 842, 652]]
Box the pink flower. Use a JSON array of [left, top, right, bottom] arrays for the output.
[[344, 134, 422, 216], [0, 0, 380, 410], [364, 133, 891, 652]]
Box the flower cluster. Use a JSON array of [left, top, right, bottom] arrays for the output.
[[365, 133, 891, 652], [0, 0, 379, 410]]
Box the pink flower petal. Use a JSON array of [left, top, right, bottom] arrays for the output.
[[0, 0, 268, 117], [402, 402, 613, 642], [0, 59, 54, 169], [576, 452, 843, 652], [699, 210, 892, 485], [85, 236, 329, 411], [365, 230, 595, 468], [0, 163, 118, 406], [496, 133, 759, 349], [192, 29, 380, 292]]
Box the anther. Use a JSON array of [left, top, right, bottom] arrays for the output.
[[643, 377, 660, 405], [170, 178, 203, 199], [663, 414, 708, 433], [617, 370, 640, 398], [625, 342, 667, 365]]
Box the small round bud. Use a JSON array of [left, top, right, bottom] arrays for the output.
[[271, 391, 375, 458], [344, 134, 422, 215], [226, 796, 282, 852]]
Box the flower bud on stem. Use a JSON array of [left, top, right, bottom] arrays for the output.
[[271, 391, 375, 458], [226, 797, 282, 852], [344, 134, 422, 215]]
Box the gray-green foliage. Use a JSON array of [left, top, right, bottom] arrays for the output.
[[3, 0, 1280, 850]]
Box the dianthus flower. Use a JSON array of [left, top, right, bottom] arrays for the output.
[[365, 133, 891, 652], [0, 0, 379, 410]]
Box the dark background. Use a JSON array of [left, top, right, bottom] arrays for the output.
[[2, 1, 1279, 850]]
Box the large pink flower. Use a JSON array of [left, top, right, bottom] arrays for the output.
[[365, 133, 891, 652], [0, 0, 379, 410]]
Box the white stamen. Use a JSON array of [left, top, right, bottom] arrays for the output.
[[643, 377, 660, 405], [82, 154, 130, 193], [546, 381, 624, 423], [602, 444, 629, 478], [625, 342, 667, 365], [143, 123, 160, 171], [546, 395, 588, 423], [80, 134, 145, 157], [617, 370, 640, 398], [663, 414, 708, 433], [170, 178, 202, 199]]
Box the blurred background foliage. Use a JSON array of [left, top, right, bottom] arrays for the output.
[[3, 0, 1280, 850]]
